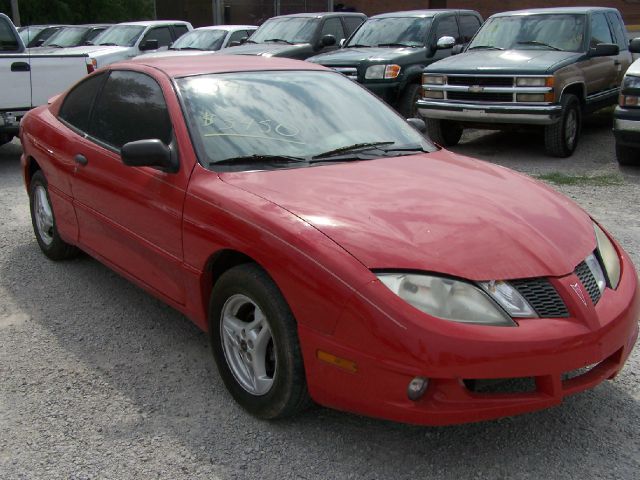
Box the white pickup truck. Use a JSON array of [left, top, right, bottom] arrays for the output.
[[0, 15, 192, 146]]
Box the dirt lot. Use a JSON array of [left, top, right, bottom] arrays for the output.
[[1, 111, 638, 479]]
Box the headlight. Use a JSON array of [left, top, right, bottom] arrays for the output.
[[365, 64, 401, 80], [593, 223, 621, 289], [622, 75, 640, 90], [516, 77, 552, 87], [377, 273, 517, 326], [423, 74, 446, 85]]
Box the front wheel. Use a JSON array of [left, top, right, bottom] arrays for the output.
[[209, 263, 311, 419], [0, 134, 13, 147], [544, 94, 581, 157], [398, 83, 422, 118], [425, 118, 463, 147], [615, 143, 639, 166]]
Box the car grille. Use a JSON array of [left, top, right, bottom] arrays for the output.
[[574, 260, 602, 305], [332, 67, 358, 81], [447, 76, 514, 87], [511, 278, 569, 318], [448, 91, 513, 102]]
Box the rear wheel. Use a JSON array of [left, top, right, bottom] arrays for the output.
[[209, 263, 311, 419], [544, 94, 581, 157], [425, 118, 463, 147], [398, 83, 422, 118], [615, 143, 639, 166]]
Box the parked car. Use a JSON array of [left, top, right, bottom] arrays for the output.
[[307, 9, 482, 117], [614, 38, 640, 165], [219, 12, 366, 60], [137, 25, 258, 59], [418, 7, 633, 157], [18, 24, 65, 47], [19, 55, 638, 426], [33, 24, 111, 50]]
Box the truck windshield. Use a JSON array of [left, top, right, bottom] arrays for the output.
[[172, 29, 226, 50], [43, 27, 88, 47], [249, 17, 319, 44], [469, 14, 586, 52], [94, 25, 145, 47], [347, 17, 432, 48], [178, 71, 434, 170]]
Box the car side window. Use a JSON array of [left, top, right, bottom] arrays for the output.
[[321, 18, 346, 43], [0, 17, 20, 51], [590, 13, 614, 47], [142, 26, 173, 47], [459, 15, 481, 43], [343, 16, 365, 36], [88, 70, 172, 150], [434, 15, 459, 43], [173, 24, 189, 40], [606, 12, 628, 51], [228, 30, 248, 44], [59, 73, 107, 133]]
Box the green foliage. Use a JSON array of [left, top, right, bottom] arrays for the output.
[[536, 172, 625, 186], [0, 0, 154, 25]]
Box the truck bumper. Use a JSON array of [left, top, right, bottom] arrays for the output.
[[417, 100, 563, 126], [0, 109, 30, 136], [613, 106, 640, 149], [363, 81, 401, 104]]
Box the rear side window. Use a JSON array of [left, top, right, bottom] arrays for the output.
[[435, 15, 459, 42], [321, 18, 346, 42], [89, 71, 172, 150], [143, 26, 173, 47], [59, 73, 107, 133], [606, 12, 628, 50], [343, 16, 365, 36], [459, 15, 481, 43], [173, 24, 189, 39], [590, 13, 614, 47], [0, 17, 20, 51]]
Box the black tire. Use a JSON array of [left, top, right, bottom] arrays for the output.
[[615, 143, 639, 166], [29, 170, 79, 260], [209, 263, 311, 419], [0, 134, 13, 147], [544, 94, 581, 157], [398, 83, 422, 118], [425, 118, 463, 147]]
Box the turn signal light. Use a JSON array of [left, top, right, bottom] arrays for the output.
[[86, 58, 98, 74], [317, 350, 357, 373]]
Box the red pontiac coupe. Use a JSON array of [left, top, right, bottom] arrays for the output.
[[20, 55, 638, 426]]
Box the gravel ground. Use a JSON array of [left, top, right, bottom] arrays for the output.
[[0, 110, 638, 480]]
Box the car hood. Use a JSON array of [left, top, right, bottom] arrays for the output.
[[220, 150, 595, 281], [308, 46, 425, 64], [427, 49, 583, 75], [627, 58, 640, 77], [218, 42, 308, 57]]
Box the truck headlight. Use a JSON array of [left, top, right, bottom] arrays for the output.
[[365, 64, 401, 80], [423, 74, 446, 85], [377, 273, 518, 326], [622, 75, 640, 90], [516, 77, 553, 87], [594, 223, 621, 289]]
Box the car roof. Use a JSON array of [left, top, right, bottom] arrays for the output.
[[371, 9, 478, 19], [270, 12, 366, 19], [491, 7, 619, 18], [193, 25, 257, 32], [116, 20, 191, 27], [127, 54, 328, 78]]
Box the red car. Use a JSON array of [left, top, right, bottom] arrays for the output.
[[20, 55, 638, 426]]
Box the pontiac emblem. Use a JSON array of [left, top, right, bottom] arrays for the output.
[[570, 282, 588, 306], [469, 85, 484, 93]]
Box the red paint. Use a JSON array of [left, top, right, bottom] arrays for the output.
[[19, 56, 639, 425]]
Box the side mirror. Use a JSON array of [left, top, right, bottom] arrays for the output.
[[139, 39, 159, 51], [121, 139, 178, 173], [436, 36, 456, 50], [239, 36, 248, 44], [35, 39, 45, 47], [452, 44, 464, 55], [589, 43, 619, 57], [406, 117, 426, 133], [630, 37, 640, 54], [339, 38, 346, 48], [229, 40, 241, 47], [321, 34, 336, 47]]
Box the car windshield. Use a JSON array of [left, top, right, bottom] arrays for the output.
[[178, 71, 435, 170], [347, 17, 432, 47], [94, 25, 145, 47], [43, 26, 88, 47], [469, 14, 586, 52], [249, 17, 319, 44], [172, 29, 226, 50]]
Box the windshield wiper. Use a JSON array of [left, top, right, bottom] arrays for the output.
[[516, 40, 562, 51], [244, 39, 258, 44], [377, 43, 416, 48], [98, 42, 119, 46], [264, 38, 294, 45], [47, 44, 64, 48], [311, 141, 396, 160], [347, 43, 371, 48], [468, 45, 504, 50], [211, 154, 308, 166], [175, 46, 204, 50]]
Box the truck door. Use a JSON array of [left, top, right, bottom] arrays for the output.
[[606, 11, 632, 84], [0, 14, 31, 111]]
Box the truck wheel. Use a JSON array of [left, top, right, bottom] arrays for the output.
[[0, 134, 13, 147], [615, 143, 639, 166], [425, 118, 463, 147], [544, 94, 581, 157], [398, 83, 422, 118]]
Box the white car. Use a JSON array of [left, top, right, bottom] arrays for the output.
[[137, 25, 257, 59]]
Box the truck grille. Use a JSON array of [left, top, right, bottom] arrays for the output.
[[332, 67, 358, 81], [510, 278, 569, 318], [448, 76, 514, 87], [574, 261, 602, 305], [448, 92, 513, 102]]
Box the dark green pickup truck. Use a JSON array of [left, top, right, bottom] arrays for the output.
[[307, 10, 483, 117]]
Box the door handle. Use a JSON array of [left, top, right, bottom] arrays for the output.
[[11, 62, 30, 72], [74, 154, 88, 166], [614, 60, 621, 65]]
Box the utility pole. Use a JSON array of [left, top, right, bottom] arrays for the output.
[[11, 0, 21, 27]]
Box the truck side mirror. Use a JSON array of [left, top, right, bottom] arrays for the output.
[[436, 36, 456, 50], [139, 39, 159, 51], [630, 37, 640, 54], [452, 44, 464, 55], [320, 34, 336, 48], [589, 43, 619, 57]]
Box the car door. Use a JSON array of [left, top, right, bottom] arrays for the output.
[[70, 69, 190, 304], [317, 17, 345, 53], [430, 14, 460, 62], [583, 12, 619, 96], [458, 13, 482, 47], [138, 25, 173, 53], [0, 14, 31, 110], [606, 11, 632, 84]]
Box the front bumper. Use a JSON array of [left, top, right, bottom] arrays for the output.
[[613, 106, 640, 148], [417, 99, 563, 126], [363, 81, 402, 104], [300, 251, 639, 426], [0, 109, 30, 135]]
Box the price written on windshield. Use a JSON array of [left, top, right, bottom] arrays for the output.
[[201, 111, 300, 138]]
